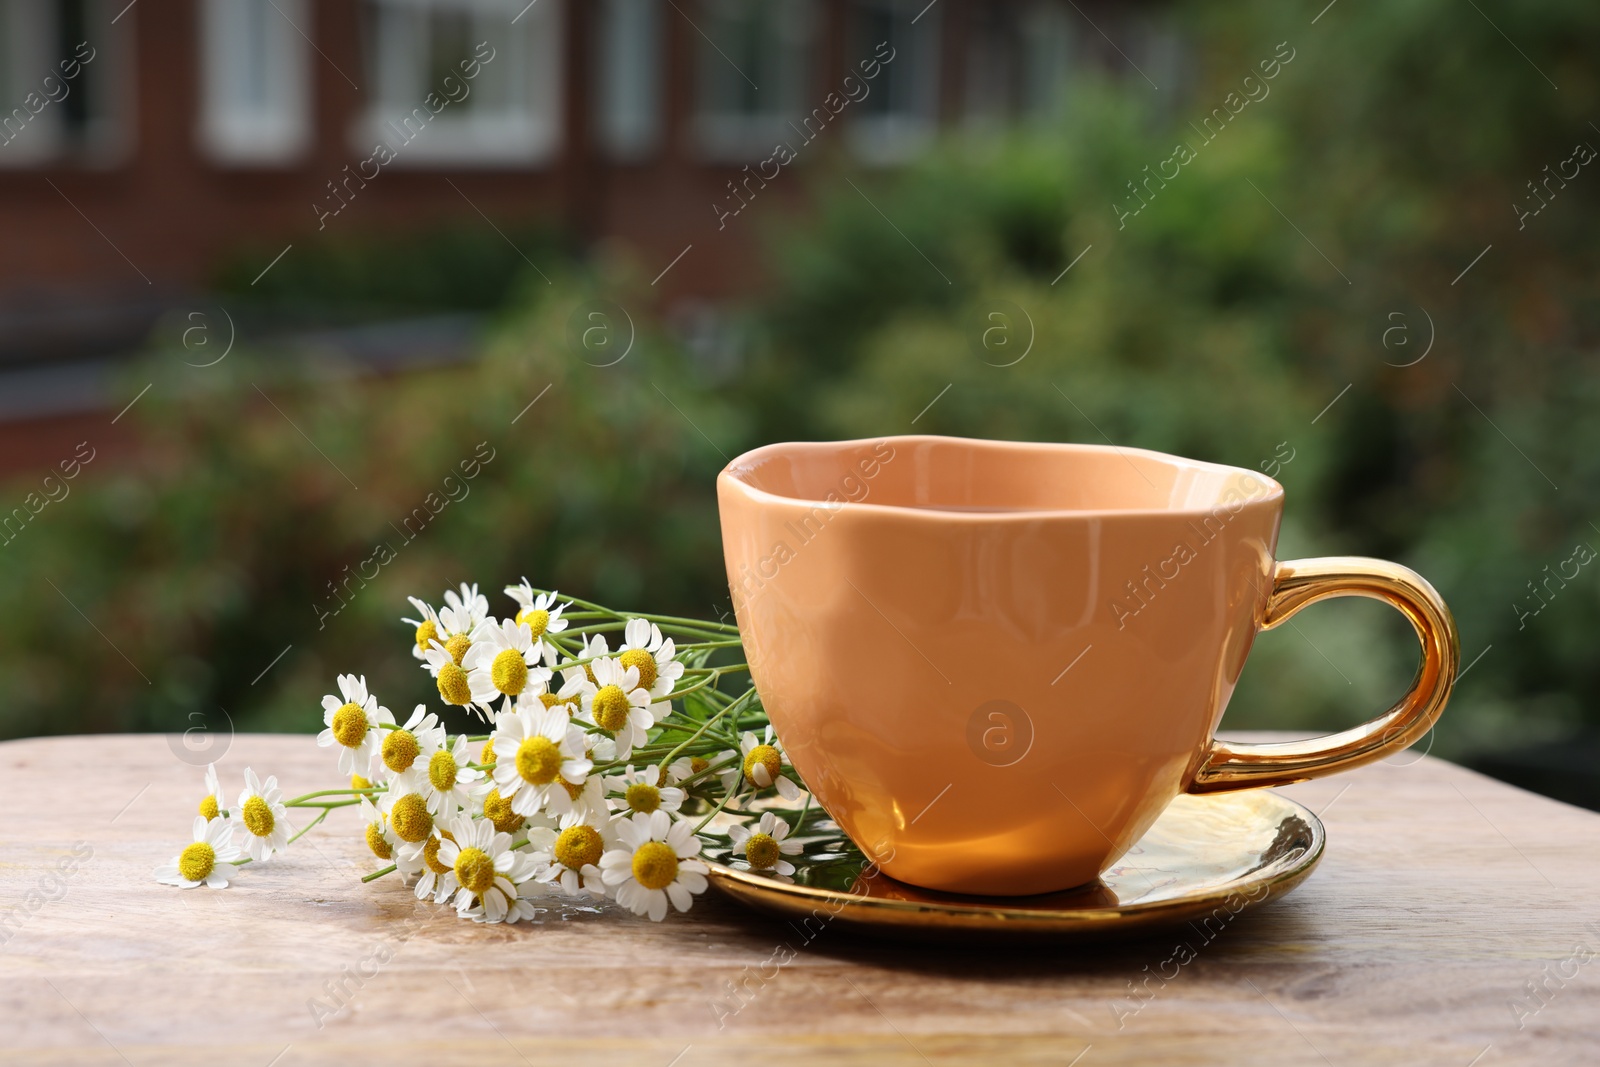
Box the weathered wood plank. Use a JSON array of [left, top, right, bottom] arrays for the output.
[[0, 733, 1596, 1066]]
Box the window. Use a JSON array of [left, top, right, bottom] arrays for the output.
[[0, 0, 128, 167], [357, 0, 563, 167], [593, 0, 663, 161], [846, 0, 939, 164], [198, 0, 312, 165], [963, 1, 1072, 129], [693, 0, 816, 162]]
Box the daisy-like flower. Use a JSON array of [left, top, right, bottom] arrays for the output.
[[439, 815, 536, 924], [198, 763, 225, 821], [490, 705, 593, 818], [381, 775, 440, 861], [605, 764, 686, 817], [576, 656, 655, 760], [358, 798, 399, 875], [443, 582, 491, 628], [504, 580, 571, 665], [154, 815, 243, 890], [377, 705, 445, 780], [463, 617, 552, 719], [233, 768, 291, 863], [727, 812, 802, 880], [738, 726, 803, 801], [410, 829, 460, 903], [401, 597, 441, 664], [417, 733, 489, 820], [616, 618, 685, 701], [600, 810, 710, 921], [533, 809, 615, 898], [708, 749, 744, 793], [317, 674, 394, 777]]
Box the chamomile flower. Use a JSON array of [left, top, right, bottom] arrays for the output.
[[739, 726, 803, 801], [421, 639, 477, 708], [534, 809, 615, 898], [412, 829, 459, 904], [401, 597, 441, 663], [600, 810, 709, 921], [617, 618, 685, 700], [381, 775, 440, 861], [233, 768, 291, 863], [418, 733, 489, 819], [490, 705, 593, 818], [727, 812, 802, 880], [576, 656, 655, 759], [199, 763, 225, 821], [378, 705, 445, 779], [358, 798, 398, 874], [605, 764, 686, 817], [442, 583, 491, 629], [463, 617, 551, 717], [504, 580, 571, 664], [439, 815, 533, 924], [710, 749, 744, 793], [317, 674, 394, 777], [154, 815, 242, 890]]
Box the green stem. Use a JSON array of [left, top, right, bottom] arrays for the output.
[[289, 808, 330, 843], [362, 864, 397, 883]]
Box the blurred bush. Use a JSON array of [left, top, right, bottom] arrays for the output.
[[3, 0, 1598, 784]]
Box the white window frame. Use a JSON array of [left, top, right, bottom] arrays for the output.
[[593, 0, 663, 162], [846, 0, 940, 166], [0, 0, 131, 168], [197, 0, 313, 166], [354, 0, 564, 168], [692, 0, 817, 163]]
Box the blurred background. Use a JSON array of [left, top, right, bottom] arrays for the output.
[[1, 0, 1596, 806]]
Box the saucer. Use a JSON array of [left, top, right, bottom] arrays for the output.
[[704, 790, 1324, 941]]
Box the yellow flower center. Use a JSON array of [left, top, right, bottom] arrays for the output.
[[382, 729, 421, 773], [445, 633, 472, 665], [539, 692, 576, 712], [352, 774, 372, 790], [618, 648, 658, 691], [557, 778, 585, 801], [241, 795, 275, 838], [389, 793, 433, 843], [515, 736, 563, 786], [454, 846, 497, 895], [689, 757, 709, 774], [554, 824, 604, 870], [422, 833, 452, 875], [365, 822, 392, 860], [415, 618, 439, 653], [331, 702, 368, 747], [178, 841, 216, 882], [437, 663, 472, 705], [745, 832, 780, 869], [198, 795, 219, 820], [631, 841, 679, 890], [429, 749, 458, 793], [483, 789, 524, 834], [517, 608, 551, 639], [625, 782, 662, 814], [480, 739, 496, 765], [591, 685, 631, 732], [744, 744, 782, 787], [491, 648, 529, 695]]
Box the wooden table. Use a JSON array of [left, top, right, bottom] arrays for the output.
[[2, 732, 1596, 1066]]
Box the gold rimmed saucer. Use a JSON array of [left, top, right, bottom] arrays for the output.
[[705, 790, 1324, 941]]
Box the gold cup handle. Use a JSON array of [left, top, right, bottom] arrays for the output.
[[1189, 556, 1460, 793]]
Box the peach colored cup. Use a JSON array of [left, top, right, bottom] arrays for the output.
[[717, 436, 1458, 896]]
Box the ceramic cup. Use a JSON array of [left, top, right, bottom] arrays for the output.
[[717, 435, 1458, 896]]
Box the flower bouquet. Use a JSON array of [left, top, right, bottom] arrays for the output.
[[154, 582, 818, 923]]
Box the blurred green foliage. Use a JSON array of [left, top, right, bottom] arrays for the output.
[[3, 0, 1597, 779]]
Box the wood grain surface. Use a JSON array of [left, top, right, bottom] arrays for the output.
[[1, 732, 1597, 1066]]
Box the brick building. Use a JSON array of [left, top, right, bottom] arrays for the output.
[[0, 0, 1174, 375]]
